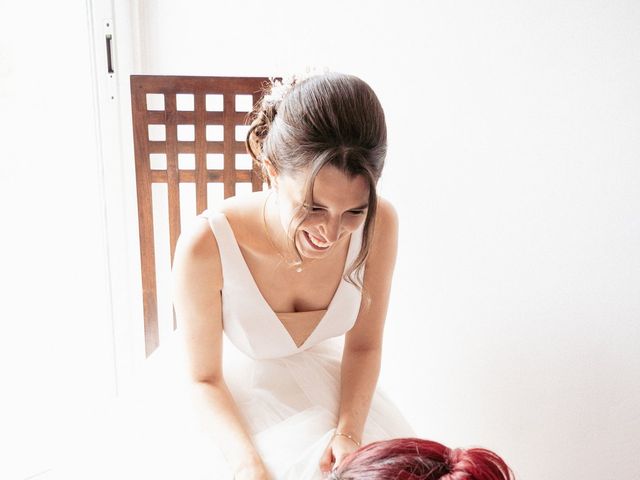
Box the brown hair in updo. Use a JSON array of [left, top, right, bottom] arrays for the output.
[[246, 72, 387, 289], [331, 438, 514, 480]]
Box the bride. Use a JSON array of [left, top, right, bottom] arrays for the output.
[[171, 71, 414, 479]]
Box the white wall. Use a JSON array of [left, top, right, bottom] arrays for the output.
[[129, 1, 640, 479], [0, 1, 114, 478], [2, 0, 638, 479]]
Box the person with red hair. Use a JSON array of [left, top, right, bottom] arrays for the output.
[[327, 437, 514, 480]]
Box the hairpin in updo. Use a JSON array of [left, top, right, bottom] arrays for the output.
[[327, 468, 342, 480], [262, 66, 331, 109]]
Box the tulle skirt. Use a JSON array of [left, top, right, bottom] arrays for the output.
[[59, 334, 414, 479]]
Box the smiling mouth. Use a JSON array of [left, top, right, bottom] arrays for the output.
[[303, 230, 331, 250]]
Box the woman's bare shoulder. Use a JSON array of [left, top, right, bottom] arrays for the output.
[[364, 195, 399, 268], [176, 214, 219, 258], [374, 195, 399, 232], [174, 191, 268, 264], [179, 192, 263, 252], [172, 214, 223, 292]]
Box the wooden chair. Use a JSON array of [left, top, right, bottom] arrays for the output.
[[130, 75, 268, 357]]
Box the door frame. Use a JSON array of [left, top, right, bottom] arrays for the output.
[[86, 0, 148, 395]]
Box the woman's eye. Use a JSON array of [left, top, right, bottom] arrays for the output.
[[349, 210, 365, 215], [302, 204, 323, 212]]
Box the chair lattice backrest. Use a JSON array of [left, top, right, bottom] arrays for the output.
[[130, 75, 268, 357]]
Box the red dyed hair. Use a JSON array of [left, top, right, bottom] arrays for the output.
[[331, 438, 514, 480]]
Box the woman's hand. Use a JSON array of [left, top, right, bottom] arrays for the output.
[[234, 461, 272, 480], [319, 434, 360, 476]]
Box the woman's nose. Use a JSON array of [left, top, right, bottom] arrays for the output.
[[320, 217, 341, 243]]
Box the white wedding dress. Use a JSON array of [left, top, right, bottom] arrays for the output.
[[61, 210, 414, 480]]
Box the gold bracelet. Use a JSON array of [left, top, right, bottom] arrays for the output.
[[334, 431, 361, 447]]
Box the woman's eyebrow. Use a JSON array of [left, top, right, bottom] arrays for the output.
[[312, 201, 369, 210], [350, 203, 370, 210]]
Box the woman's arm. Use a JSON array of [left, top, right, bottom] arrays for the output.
[[319, 197, 400, 472], [171, 218, 269, 478]]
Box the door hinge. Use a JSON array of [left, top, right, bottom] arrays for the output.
[[104, 19, 116, 101]]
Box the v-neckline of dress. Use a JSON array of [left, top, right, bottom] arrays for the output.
[[217, 214, 355, 350]]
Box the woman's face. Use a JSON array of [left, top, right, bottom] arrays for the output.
[[275, 164, 370, 259]]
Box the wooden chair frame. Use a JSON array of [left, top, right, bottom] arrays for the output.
[[130, 75, 268, 357]]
